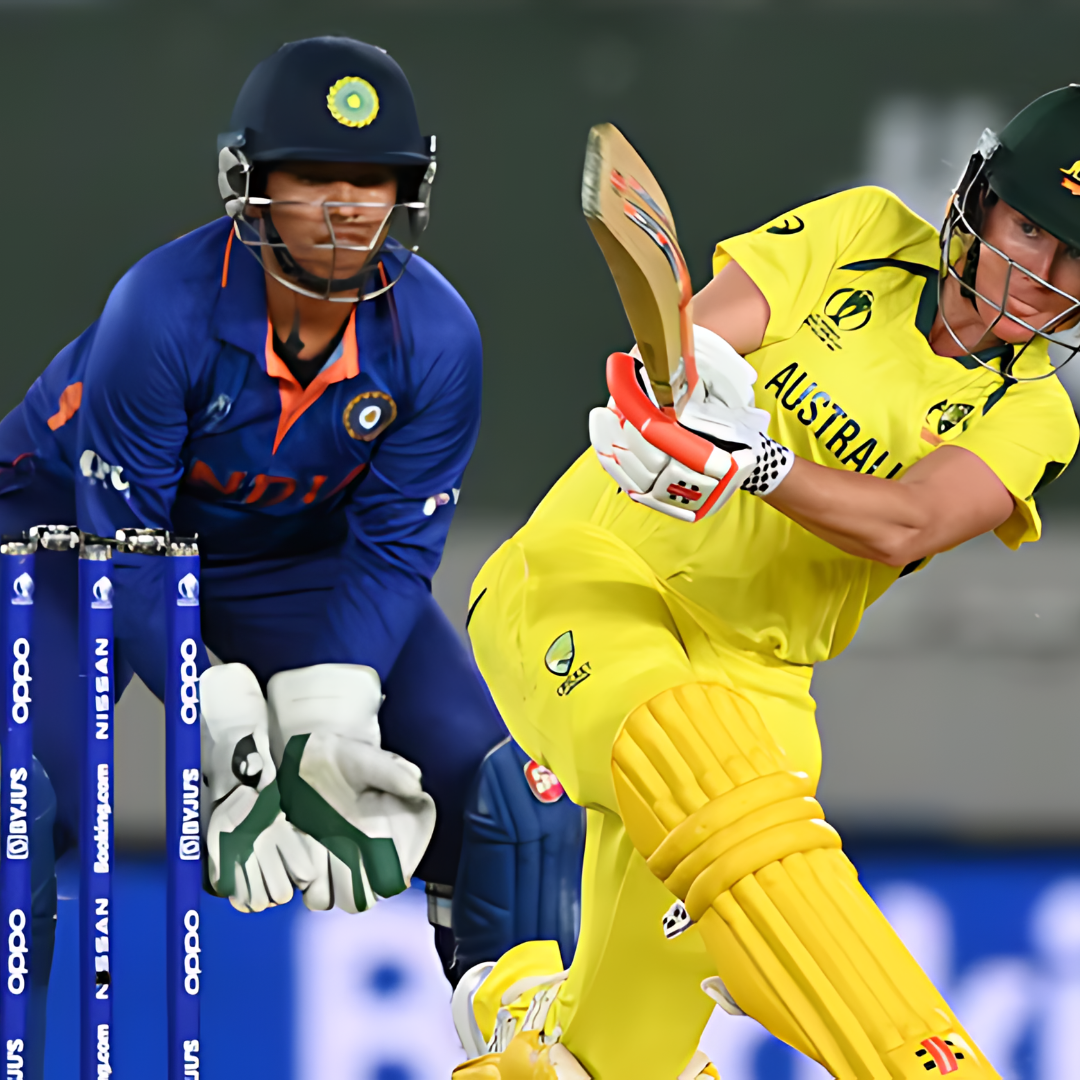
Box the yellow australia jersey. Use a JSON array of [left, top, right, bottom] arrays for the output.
[[525, 185, 1079, 666]]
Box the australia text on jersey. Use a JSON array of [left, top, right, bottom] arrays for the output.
[[763, 361, 904, 478]]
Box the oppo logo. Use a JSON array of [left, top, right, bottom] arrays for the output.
[[10, 639, 29, 725], [7, 909, 27, 995], [179, 639, 198, 726], [183, 910, 200, 996]]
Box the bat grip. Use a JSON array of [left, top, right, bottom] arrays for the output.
[[606, 351, 716, 474]]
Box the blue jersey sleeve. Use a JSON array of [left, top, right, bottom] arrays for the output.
[[73, 263, 199, 536], [318, 305, 482, 679], [71, 255, 211, 698]]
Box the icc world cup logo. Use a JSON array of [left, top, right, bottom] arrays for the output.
[[176, 573, 199, 608], [10, 573, 33, 607], [91, 577, 114, 610]]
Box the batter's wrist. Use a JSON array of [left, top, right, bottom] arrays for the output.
[[742, 437, 794, 496]]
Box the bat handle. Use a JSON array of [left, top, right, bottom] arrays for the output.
[[606, 352, 723, 478]]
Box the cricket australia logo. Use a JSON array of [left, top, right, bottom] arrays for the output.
[[926, 400, 974, 437], [544, 631, 592, 696], [1061, 159, 1080, 195]]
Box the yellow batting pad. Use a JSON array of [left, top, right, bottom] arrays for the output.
[[612, 684, 999, 1080], [453, 1054, 504, 1080]]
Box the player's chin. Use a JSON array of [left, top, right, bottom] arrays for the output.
[[291, 254, 372, 281], [981, 312, 1049, 345]]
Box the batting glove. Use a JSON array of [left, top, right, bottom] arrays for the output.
[[589, 325, 794, 522]]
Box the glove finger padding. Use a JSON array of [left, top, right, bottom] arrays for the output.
[[277, 730, 436, 912], [201, 663, 277, 800], [208, 782, 292, 906]]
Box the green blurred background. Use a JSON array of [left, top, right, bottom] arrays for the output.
[[3, 2, 1080, 844], [4, 0, 1080, 517]]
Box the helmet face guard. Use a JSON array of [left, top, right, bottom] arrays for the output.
[[219, 146, 435, 302], [938, 130, 1080, 382]]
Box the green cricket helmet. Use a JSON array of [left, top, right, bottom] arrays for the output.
[[940, 85, 1080, 377], [986, 86, 1080, 252]]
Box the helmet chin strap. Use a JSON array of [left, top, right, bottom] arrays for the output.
[[262, 211, 378, 297]]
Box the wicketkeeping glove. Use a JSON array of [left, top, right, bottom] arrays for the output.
[[269, 664, 436, 914], [200, 663, 319, 912], [589, 325, 794, 522]]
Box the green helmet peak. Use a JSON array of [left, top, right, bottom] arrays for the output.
[[985, 85, 1080, 251]]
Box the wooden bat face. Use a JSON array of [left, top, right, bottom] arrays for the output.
[[582, 123, 696, 413]]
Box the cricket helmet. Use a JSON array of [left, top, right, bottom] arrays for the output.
[[939, 85, 1080, 377], [217, 37, 436, 301]]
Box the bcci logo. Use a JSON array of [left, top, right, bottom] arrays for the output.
[[824, 288, 874, 331], [10, 573, 32, 607], [326, 76, 380, 130], [176, 573, 199, 608], [91, 577, 113, 610], [343, 391, 398, 442]]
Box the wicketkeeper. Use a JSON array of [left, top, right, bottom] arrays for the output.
[[0, 36, 583, 1077]]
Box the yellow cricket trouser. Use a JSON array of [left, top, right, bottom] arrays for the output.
[[468, 522, 820, 1080]]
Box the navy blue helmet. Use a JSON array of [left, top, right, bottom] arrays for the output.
[[217, 37, 436, 301]]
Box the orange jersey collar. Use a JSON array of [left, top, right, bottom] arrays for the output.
[[265, 310, 359, 453]]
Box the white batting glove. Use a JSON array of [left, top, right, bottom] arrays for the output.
[[201, 664, 319, 913], [590, 325, 794, 522], [268, 664, 437, 914]]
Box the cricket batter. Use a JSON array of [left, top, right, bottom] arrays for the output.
[[0, 37, 582, 1075], [455, 88, 1080, 1080]]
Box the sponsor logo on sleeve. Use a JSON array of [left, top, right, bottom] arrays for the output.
[[766, 215, 805, 235], [523, 760, 565, 804], [79, 450, 130, 493]]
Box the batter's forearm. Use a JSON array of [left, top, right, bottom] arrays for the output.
[[762, 457, 931, 565], [762, 447, 1015, 566]]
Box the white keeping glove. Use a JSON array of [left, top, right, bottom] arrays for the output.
[[590, 325, 794, 522], [200, 664, 319, 913], [268, 664, 437, 914]]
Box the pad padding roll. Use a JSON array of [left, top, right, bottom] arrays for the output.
[[612, 683, 998, 1080]]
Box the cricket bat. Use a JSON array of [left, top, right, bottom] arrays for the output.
[[581, 123, 697, 414]]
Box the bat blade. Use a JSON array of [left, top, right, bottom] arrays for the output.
[[582, 122, 695, 412]]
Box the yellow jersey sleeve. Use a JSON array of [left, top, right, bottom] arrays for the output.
[[712, 186, 930, 347], [951, 374, 1078, 548]]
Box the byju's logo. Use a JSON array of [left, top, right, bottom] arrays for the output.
[[91, 577, 113, 610], [176, 574, 199, 608], [10, 574, 32, 607]]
